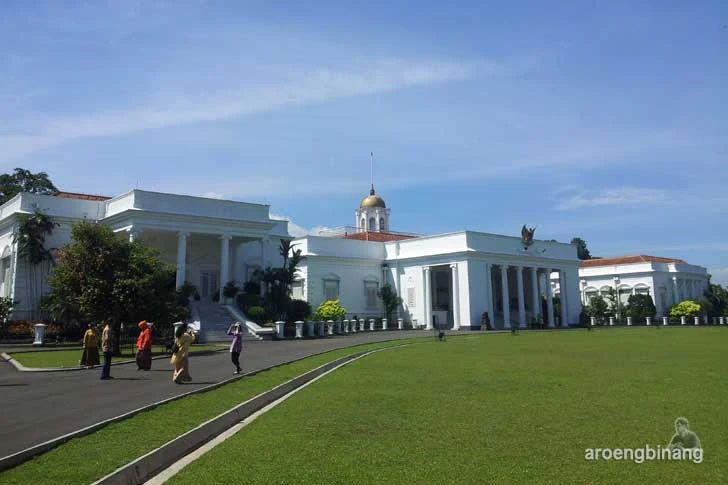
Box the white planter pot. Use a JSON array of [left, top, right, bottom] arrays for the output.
[[33, 323, 47, 346], [369, 319, 375, 331], [646, 317, 652, 326], [680, 316, 686, 325], [306, 322, 314, 337], [694, 316, 700, 326], [327, 320, 334, 335], [359, 320, 365, 332], [627, 317, 633, 326], [609, 317, 614, 326], [398, 318, 403, 330], [382, 318, 388, 330], [275, 321, 285, 339], [295, 321, 303, 339], [343, 320, 349, 333], [318, 322, 325, 337], [663, 317, 669, 326]]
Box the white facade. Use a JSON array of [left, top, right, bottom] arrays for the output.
[[294, 231, 582, 330], [550, 257, 710, 317], [0, 190, 289, 319]]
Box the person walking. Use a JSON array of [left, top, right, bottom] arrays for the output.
[[100, 323, 114, 380], [135, 320, 153, 371], [227, 322, 243, 374], [171, 323, 196, 384], [80, 324, 100, 369]]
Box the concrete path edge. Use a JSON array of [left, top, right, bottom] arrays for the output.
[[0, 337, 426, 473]]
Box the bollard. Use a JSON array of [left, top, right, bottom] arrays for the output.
[[327, 320, 334, 335], [663, 317, 668, 326], [382, 318, 388, 330], [646, 317, 652, 326], [343, 319, 349, 333], [694, 316, 699, 326], [609, 317, 615, 326], [369, 319, 375, 331], [275, 320, 285, 339], [398, 318, 404, 330], [295, 321, 303, 339], [359, 319, 365, 332], [627, 317, 633, 326], [681, 316, 686, 325]]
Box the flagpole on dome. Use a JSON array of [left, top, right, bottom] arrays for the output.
[[370, 151, 375, 194]]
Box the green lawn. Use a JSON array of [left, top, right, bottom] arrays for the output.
[[0, 338, 425, 484], [8, 344, 228, 369], [171, 328, 728, 484]]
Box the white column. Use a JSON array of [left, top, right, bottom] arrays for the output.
[[546, 269, 555, 328], [672, 276, 679, 304], [484, 263, 494, 323], [450, 263, 460, 330], [559, 270, 569, 327], [175, 232, 189, 289], [530, 267, 540, 324], [220, 235, 231, 303], [424, 267, 433, 330], [393, 265, 401, 319], [500, 265, 510, 329], [516, 266, 526, 329]]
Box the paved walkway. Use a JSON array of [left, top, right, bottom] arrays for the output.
[[0, 330, 440, 459]]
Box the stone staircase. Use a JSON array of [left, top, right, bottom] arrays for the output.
[[193, 301, 260, 343]]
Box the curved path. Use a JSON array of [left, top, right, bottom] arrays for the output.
[[0, 331, 434, 459]]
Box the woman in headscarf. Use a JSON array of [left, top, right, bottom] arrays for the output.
[[80, 324, 99, 369], [171, 323, 195, 384], [135, 320, 153, 371], [227, 322, 243, 374]]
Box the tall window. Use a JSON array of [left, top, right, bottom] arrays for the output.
[[365, 281, 379, 309], [324, 279, 339, 301], [292, 280, 304, 300]]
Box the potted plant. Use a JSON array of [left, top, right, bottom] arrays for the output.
[[314, 300, 347, 336], [223, 281, 239, 305], [295, 320, 304, 339]]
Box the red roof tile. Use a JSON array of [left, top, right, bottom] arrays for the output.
[[54, 191, 111, 201], [581, 255, 687, 268], [342, 231, 419, 242]]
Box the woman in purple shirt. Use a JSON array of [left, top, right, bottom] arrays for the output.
[[227, 322, 243, 374]]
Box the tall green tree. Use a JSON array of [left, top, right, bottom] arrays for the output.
[[625, 294, 657, 321], [570, 237, 592, 260], [254, 239, 302, 321], [0, 168, 58, 205], [584, 295, 608, 323], [377, 284, 403, 322], [44, 222, 188, 354], [13, 209, 58, 320]]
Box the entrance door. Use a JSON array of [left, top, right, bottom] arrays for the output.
[[200, 270, 219, 301]]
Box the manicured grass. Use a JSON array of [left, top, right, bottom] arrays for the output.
[[0, 338, 425, 484], [171, 328, 728, 484], [8, 344, 228, 369]]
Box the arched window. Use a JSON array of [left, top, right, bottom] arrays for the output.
[[379, 218, 385, 231], [361, 218, 366, 230], [368, 217, 375, 230]]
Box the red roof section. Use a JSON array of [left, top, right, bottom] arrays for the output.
[[581, 255, 687, 268], [342, 231, 419, 242], [54, 191, 111, 201]]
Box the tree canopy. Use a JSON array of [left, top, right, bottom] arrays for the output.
[[43, 222, 188, 353], [0, 168, 58, 205], [570, 237, 592, 260]]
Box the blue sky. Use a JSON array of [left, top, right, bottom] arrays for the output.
[[1, 1, 727, 284]]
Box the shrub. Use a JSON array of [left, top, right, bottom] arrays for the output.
[[584, 295, 608, 323], [223, 281, 239, 299], [626, 294, 657, 321], [481, 312, 491, 330], [212, 291, 220, 303], [287, 299, 312, 322], [0, 297, 16, 323], [236, 293, 262, 312], [243, 281, 261, 295], [315, 300, 346, 320], [669, 300, 701, 318], [178, 282, 197, 301], [247, 306, 266, 323]]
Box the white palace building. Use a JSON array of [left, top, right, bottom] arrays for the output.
[[0, 185, 710, 329]]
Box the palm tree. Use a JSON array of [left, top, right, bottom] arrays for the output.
[[13, 209, 58, 320]]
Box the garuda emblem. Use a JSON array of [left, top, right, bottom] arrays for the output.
[[521, 225, 536, 248]]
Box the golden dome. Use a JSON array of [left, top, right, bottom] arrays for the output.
[[360, 185, 386, 208]]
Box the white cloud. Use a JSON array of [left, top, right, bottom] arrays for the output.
[[555, 187, 669, 210], [0, 59, 483, 163], [708, 267, 728, 287], [269, 213, 336, 238]]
